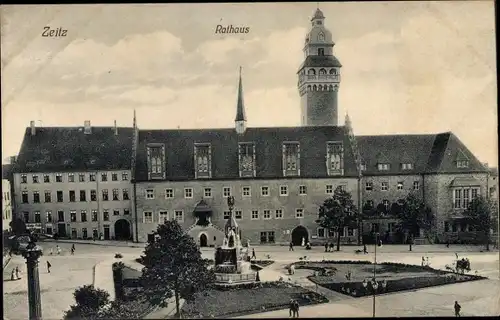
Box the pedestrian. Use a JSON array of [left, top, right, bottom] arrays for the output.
[[455, 252, 458, 259], [15, 267, 21, 279], [251, 248, 256, 259], [454, 301, 461, 317], [329, 242, 334, 252], [421, 256, 425, 266], [324, 242, 328, 252], [288, 299, 294, 317], [363, 244, 368, 254], [290, 264, 295, 275], [56, 245, 61, 255], [446, 240, 450, 248], [11, 269, 16, 281], [47, 261, 51, 273], [71, 244, 75, 255], [293, 300, 300, 318], [289, 242, 294, 251]]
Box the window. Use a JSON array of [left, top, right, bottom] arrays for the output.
[[56, 173, 63, 182], [378, 163, 390, 171], [347, 228, 355, 236], [123, 189, 130, 200], [413, 181, 420, 190], [89, 173, 96, 182], [453, 187, 479, 209], [223, 187, 231, 197], [283, 142, 300, 176], [295, 209, 304, 218], [338, 185, 347, 192], [260, 231, 275, 244], [275, 209, 283, 219], [21, 174, 27, 183], [471, 188, 479, 199], [33, 191, 40, 203], [263, 210, 271, 219], [365, 182, 373, 191], [268, 231, 275, 243], [79, 173, 85, 182], [81, 210, 87, 222], [318, 228, 325, 238], [112, 189, 119, 201], [43, 174, 50, 183], [204, 187, 212, 198], [223, 211, 231, 219], [148, 145, 165, 178], [82, 228, 88, 239], [70, 210, 77, 222], [165, 188, 174, 199], [102, 189, 109, 201], [260, 232, 267, 244], [261, 186, 269, 196], [32, 175, 39, 183], [327, 142, 344, 175], [381, 182, 388, 191], [103, 210, 109, 221], [175, 210, 184, 222], [462, 189, 470, 208], [22, 191, 29, 204], [299, 185, 307, 195], [111, 173, 118, 181], [280, 185, 288, 196], [184, 188, 193, 198], [457, 160, 469, 168], [235, 210, 242, 219], [58, 210, 64, 222], [69, 190, 76, 202], [238, 142, 256, 177], [101, 173, 108, 182], [251, 210, 259, 220], [194, 144, 211, 178], [143, 211, 153, 223], [242, 186, 251, 197], [454, 189, 462, 208], [124, 209, 130, 215], [388, 222, 397, 233], [383, 200, 390, 211], [80, 190, 86, 201], [402, 163, 413, 170], [90, 190, 97, 201], [318, 48, 324, 55], [113, 209, 120, 216], [122, 172, 129, 181], [159, 211, 168, 223], [397, 182, 404, 190], [57, 191, 63, 202], [326, 185, 333, 194], [91, 210, 98, 222], [23, 212, 30, 223], [34, 211, 41, 223]]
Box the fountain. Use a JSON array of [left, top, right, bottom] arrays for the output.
[[214, 196, 256, 284]]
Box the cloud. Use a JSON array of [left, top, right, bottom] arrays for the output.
[[196, 37, 261, 66]]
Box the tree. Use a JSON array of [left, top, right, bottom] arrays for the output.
[[316, 187, 358, 251], [463, 196, 496, 251], [9, 218, 27, 235], [64, 285, 110, 320], [398, 193, 435, 240], [140, 220, 215, 318]]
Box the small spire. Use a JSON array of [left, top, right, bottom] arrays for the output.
[[235, 66, 246, 122]]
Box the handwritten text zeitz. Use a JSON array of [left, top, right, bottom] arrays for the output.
[[42, 26, 68, 38]]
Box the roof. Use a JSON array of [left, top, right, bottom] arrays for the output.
[[298, 55, 342, 71], [135, 126, 358, 181], [311, 8, 325, 20], [450, 177, 481, 187], [194, 200, 212, 213], [14, 126, 134, 173], [235, 69, 246, 122]]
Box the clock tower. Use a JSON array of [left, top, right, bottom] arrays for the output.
[[298, 8, 342, 126]]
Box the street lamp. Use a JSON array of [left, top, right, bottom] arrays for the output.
[[22, 235, 44, 320]]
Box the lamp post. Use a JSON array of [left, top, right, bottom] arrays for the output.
[[22, 235, 44, 320]]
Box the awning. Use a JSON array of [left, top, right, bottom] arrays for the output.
[[194, 200, 212, 213], [449, 177, 481, 187]]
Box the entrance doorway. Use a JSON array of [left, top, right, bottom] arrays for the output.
[[291, 226, 309, 246], [199, 233, 208, 247], [114, 219, 131, 240], [57, 223, 67, 238], [104, 225, 110, 240]]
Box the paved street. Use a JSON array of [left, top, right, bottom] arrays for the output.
[[2, 241, 499, 319]]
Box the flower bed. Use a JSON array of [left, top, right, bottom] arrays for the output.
[[251, 260, 275, 268], [181, 281, 328, 318]]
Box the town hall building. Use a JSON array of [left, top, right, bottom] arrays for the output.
[[11, 9, 492, 245]]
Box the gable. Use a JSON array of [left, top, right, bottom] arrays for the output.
[[433, 133, 487, 173]]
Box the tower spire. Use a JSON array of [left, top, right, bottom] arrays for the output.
[[235, 66, 247, 134]]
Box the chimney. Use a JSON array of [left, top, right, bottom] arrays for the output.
[[84, 120, 91, 134], [114, 120, 118, 135], [10, 156, 17, 164], [30, 120, 36, 136]]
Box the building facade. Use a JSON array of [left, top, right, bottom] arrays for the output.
[[3, 179, 13, 231]]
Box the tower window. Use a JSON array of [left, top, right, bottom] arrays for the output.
[[319, 68, 326, 75], [318, 48, 325, 56], [329, 69, 337, 75], [307, 69, 316, 75]]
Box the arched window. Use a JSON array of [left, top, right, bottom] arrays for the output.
[[329, 69, 337, 75], [318, 48, 325, 56], [329, 85, 333, 91], [318, 85, 322, 91], [313, 85, 317, 91], [307, 85, 311, 91], [319, 68, 327, 75], [307, 69, 316, 75]]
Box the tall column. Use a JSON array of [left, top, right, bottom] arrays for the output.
[[23, 241, 44, 320]]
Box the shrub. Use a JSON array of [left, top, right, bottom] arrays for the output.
[[114, 253, 123, 259], [63, 285, 110, 319]]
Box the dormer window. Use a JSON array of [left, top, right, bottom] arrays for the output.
[[457, 160, 469, 168], [401, 163, 413, 170], [282, 142, 300, 177], [194, 143, 211, 179], [327, 142, 344, 176], [378, 163, 390, 171], [147, 143, 166, 180], [238, 142, 256, 178], [318, 48, 325, 56]]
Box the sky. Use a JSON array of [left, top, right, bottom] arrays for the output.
[[1, 2, 497, 166]]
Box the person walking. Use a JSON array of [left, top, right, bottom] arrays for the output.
[[251, 248, 256, 259], [47, 261, 52, 273], [363, 244, 368, 254], [454, 301, 461, 317], [15, 267, 21, 280], [324, 242, 328, 252], [293, 300, 300, 318], [71, 244, 75, 255], [11, 269, 16, 281], [289, 299, 294, 317], [289, 242, 294, 251]]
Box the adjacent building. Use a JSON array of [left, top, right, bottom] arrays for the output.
[[2, 179, 13, 231]]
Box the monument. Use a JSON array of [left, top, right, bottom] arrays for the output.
[[214, 196, 256, 284]]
